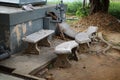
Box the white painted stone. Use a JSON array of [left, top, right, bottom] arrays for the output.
[[22, 30, 54, 43], [86, 26, 98, 38], [59, 22, 78, 39], [75, 32, 91, 44], [55, 40, 78, 54]]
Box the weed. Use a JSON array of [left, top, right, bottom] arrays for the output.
[[48, 1, 120, 19]]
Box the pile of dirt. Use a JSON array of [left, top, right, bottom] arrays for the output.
[[72, 12, 120, 33]]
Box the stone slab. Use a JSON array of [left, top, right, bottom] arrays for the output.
[[0, 73, 23, 80], [22, 30, 54, 43], [55, 40, 78, 54], [75, 32, 91, 44], [0, 48, 56, 79]]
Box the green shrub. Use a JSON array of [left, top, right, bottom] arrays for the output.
[[67, 1, 120, 19], [76, 6, 89, 17], [109, 2, 120, 19], [48, 1, 87, 17], [67, 2, 82, 15], [47, 0, 59, 4], [67, 1, 89, 17], [48, 1, 120, 19]]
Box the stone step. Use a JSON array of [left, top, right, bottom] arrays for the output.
[[0, 73, 23, 80]]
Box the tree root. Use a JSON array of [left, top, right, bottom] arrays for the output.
[[97, 32, 120, 54]]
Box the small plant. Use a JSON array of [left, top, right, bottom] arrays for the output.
[[76, 6, 89, 17], [67, 1, 82, 15], [109, 2, 120, 19], [48, 0, 120, 19], [67, 1, 90, 17]]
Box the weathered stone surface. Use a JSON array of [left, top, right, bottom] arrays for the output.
[[0, 73, 23, 80], [55, 40, 78, 54]]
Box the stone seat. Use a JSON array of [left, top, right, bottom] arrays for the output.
[[86, 26, 98, 39], [54, 40, 79, 68], [22, 29, 54, 54], [75, 32, 91, 44], [75, 26, 98, 47]]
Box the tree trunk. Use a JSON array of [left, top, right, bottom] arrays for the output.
[[82, 0, 86, 9], [89, 0, 110, 15], [101, 0, 110, 12]]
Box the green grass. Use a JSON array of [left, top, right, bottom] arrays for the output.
[[47, 0, 59, 4], [67, 1, 89, 17], [109, 2, 120, 19], [67, 2, 82, 15], [48, 1, 120, 19], [67, 1, 120, 19]]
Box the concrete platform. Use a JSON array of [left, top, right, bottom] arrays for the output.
[[0, 73, 23, 80], [0, 47, 56, 80]]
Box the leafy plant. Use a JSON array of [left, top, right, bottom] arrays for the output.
[[109, 2, 120, 19], [76, 6, 89, 17], [67, 1, 82, 15], [48, 1, 120, 19]]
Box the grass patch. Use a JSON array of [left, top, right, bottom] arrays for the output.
[[47, 0, 59, 4], [48, 1, 120, 19], [109, 2, 120, 19], [67, 1, 82, 15]]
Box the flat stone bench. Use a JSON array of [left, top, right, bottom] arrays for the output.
[[75, 26, 98, 47], [22, 30, 54, 55], [86, 26, 98, 39], [54, 40, 79, 68], [75, 32, 91, 44]]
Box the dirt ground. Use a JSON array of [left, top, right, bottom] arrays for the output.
[[49, 52, 120, 80], [43, 16, 120, 80], [38, 12, 120, 80], [46, 32, 120, 80]]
